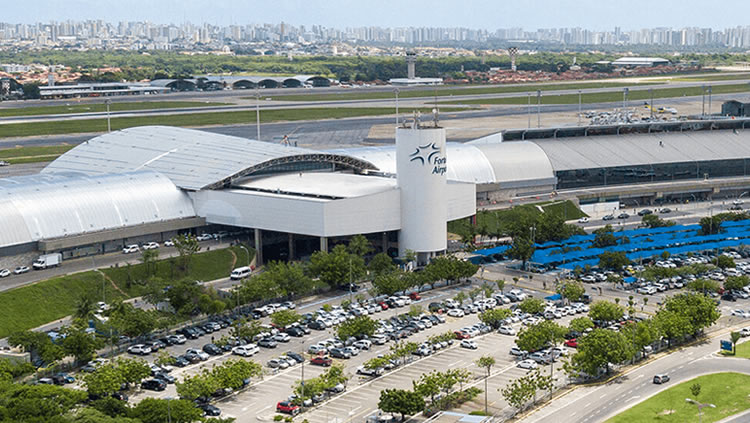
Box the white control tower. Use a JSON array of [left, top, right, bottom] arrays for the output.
[[396, 124, 447, 265]]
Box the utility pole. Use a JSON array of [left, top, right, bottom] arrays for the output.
[[702, 85, 706, 116], [650, 88, 654, 120], [578, 90, 582, 126], [623, 88, 629, 111], [708, 86, 713, 116]]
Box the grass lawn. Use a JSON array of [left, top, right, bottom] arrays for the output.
[[671, 73, 750, 82], [606, 372, 750, 423], [440, 83, 750, 105], [0, 144, 75, 164], [0, 107, 461, 138], [448, 200, 585, 241], [0, 245, 251, 338], [267, 81, 656, 102], [731, 339, 750, 358], [0, 101, 231, 118]]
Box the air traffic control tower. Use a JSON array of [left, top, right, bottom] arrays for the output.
[[396, 123, 447, 265]]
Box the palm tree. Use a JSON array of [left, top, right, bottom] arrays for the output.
[[74, 296, 96, 321], [475, 355, 496, 414]]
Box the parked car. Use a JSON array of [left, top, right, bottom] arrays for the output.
[[202, 344, 223, 356], [14, 266, 29, 274], [122, 245, 140, 254], [517, 359, 538, 370], [460, 340, 478, 350], [356, 366, 383, 377], [197, 403, 221, 417], [141, 379, 167, 391], [232, 344, 259, 357], [498, 325, 516, 335], [578, 217, 589, 223], [127, 344, 152, 356], [310, 356, 333, 367], [0, 269, 10, 278], [143, 242, 159, 250], [276, 401, 300, 416], [257, 338, 278, 349]]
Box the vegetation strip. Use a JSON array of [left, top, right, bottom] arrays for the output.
[[0, 101, 232, 118]]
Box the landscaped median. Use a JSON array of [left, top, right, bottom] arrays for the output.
[[605, 372, 750, 423], [0, 107, 462, 138], [0, 144, 75, 164], [0, 101, 231, 118], [0, 245, 249, 339]]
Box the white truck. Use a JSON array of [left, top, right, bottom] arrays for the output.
[[32, 253, 62, 270]]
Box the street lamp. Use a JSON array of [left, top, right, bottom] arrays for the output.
[[623, 88, 629, 111], [394, 88, 400, 126], [578, 90, 582, 126], [708, 86, 713, 116], [536, 90, 542, 128], [255, 87, 261, 140], [686, 398, 715, 423], [527, 92, 531, 128], [105, 99, 112, 132]]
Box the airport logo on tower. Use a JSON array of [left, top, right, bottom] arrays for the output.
[[409, 143, 447, 175]]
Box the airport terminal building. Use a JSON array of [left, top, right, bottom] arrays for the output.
[[4, 119, 750, 263]]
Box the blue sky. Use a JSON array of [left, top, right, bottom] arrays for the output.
[[6, 0, 750, 30]]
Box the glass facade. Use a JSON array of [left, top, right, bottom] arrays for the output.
[[556, 159, 750, 189]]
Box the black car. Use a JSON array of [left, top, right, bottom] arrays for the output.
[[618, 212, 630, 219], [173, 356, 190, 367], [198, 403, 221, 417], [203, 344, 223, 356], [51, 373, 75, 385], [154, 372, 176, 384], [603, 214, 615, 221], [141, 379, 167, 391], [177, 327, 200, 340], [183, 352, 203, 364], [721, 293, 737, 302], [286, 327, 305, 337], [111, 391, 129, 401], [286, 351, 305, 363], [308, 321, 326, 330], [637, 209, 653, 216], [428, 302, 444, 313]]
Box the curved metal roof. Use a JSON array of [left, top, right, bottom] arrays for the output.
[[329, 141, 555, 186], [44, 126, 377, 190], [0, 171, 195, 249]]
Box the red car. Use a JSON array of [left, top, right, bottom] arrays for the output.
[[409, 292, 421, 300], [276, 401, 300, 415], [378, 302, 389, 310], [564, 338, 578, 348], [454, 331, 470, 340], [310, 356, 333, 367]]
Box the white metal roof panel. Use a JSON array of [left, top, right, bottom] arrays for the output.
[[234, 173, 397, 199]]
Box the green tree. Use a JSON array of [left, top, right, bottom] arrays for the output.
[[476, 355, 496, 414], [501, 373, 536, 413], [270, 309, 302, 328], [131, 398, 202, 423], [653, 309, 692, 348], [84, 364, 124, 397], [518, 297, 545, 315], [372, 272, 409, 296], [557, 280, 585, 303], [569, 316, 594, 333], [61, 325, 103, 365], [725, 275, 750, 292], [337, 315, 377, 340], [347, 234, 373, 257], [172, 234, 200, 273], [413, 371, 441, 403], [508, 237, 535, 269], [74, 295, 98, 322], [662, 292, 721, 334], [378, 389, 425, 420], [686, 278, 720, 293], [479, 308, 512, 329], [0, 383, 87, 421], [642, 214, 675, 229], [369, 252, 397, 276], [453, 291, 468, 306], [140, 248, 159, 277], [690, 383, 702, 399], [730, 331, 742, 354], [211, 359, 262, 390], [108, 301, 157, 339], [598, 251, 630, 271], [408, 304, 423, 317], [714, 255, 736, 269], [176, 370, 218, 401], [22, 82, 41, 99], [592, 226, 618, 248], [496, 279, 506, 292], [516, 321, 567, 354], [569, 328, 632, 377], [588, 301, 625, 322], [114, 358, 150, 387], [308, 244, 366, 288]]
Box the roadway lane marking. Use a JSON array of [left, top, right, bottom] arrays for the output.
[[600, 394, 607, 399]]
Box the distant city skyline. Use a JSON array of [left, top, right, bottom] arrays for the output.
[[5, 0, 750, 31]]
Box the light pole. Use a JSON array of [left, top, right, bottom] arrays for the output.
[[708, 86, 713, 116], [238, 245, 250, 267], [255, 87, 261, 140], [536, 90, 542, 128], [527, 92, 531, 128], [578, 90, 582, 126], [394, 88, 400, 126], [623, 88, 629, 112], [649, 88, 654, 120], [105, 99, 111, 132], [702, 85, 706, 116], [685, 398, 715, 423]]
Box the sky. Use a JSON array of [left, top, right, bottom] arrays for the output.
[[5, 0, 750, 30]]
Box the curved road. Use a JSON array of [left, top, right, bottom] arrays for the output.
[[522, 330, 750, 423]]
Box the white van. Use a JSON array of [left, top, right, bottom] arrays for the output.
[[230, 266, 252, 280]]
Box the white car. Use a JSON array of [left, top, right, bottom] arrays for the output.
[[143, 242, 159, 250], [163, 240, 174, 247], [268, 358, 289, 369], [578, 217, 589, 223], [509, 347, 526, 357], [14, 266, 29, 275], [0, 269, 10, 278], [731, 309, 750, 319], [460, 340, 478, 350], [273, 333, 291, 343], [517, 359, 538, 370], [740, 327, 750, 337], [186, 348, 209, 361], [637, 286, 656, 295], [232, 344, 259, 357], [196, 233, 213, 241], [122, 244, 140, 254], [498, 325, 517, 335], [354, 340, 372, 350], [127, 344, 152, 355], [447, 308, 465, 318]]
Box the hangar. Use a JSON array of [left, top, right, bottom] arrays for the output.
[[4, 118, 750, 263], [150, 75, 331, 91]]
